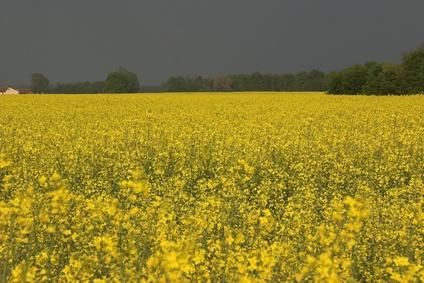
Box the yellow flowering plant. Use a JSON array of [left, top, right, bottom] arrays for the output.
[[0, 92, 423, 282]]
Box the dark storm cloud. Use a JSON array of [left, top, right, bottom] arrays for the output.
[[1, 0, 423, 85]]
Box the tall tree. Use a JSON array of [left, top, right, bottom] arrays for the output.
[[402, 47, 424, 94], [105, 68, 140, 93], [31, 73, 50, 93]]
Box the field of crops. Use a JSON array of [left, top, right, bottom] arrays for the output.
[[0, 92, 423, 282]]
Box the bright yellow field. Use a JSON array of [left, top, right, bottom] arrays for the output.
[[0, 92, 423, 282]]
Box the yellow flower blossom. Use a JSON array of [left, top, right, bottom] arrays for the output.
[[0, 93, 423, 282]]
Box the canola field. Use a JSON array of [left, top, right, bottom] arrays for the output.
[[0, 92, 423, 282]]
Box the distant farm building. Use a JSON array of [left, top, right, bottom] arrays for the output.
[[0, 87, 33, 95]]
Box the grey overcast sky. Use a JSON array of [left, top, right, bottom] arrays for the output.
[[0, 0, 423, 85]]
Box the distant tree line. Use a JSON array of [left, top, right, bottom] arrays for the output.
[[54, 81, 106, 94], [164, 46, 424, 95], [327, 46, 424, 95], [31, 69, 329, 94], [30, 68, 140, 94], [162, 70, 328, 92], [29, 45, 423, 95]]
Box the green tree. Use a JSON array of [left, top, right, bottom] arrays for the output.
[[327, 71, 344, 94], [30, 73, 50, 93], [364, 64, 403, 95], [402, 47, 424, 94], [340, 65, 368, 94], [361, 62, 383, 94], [296, 70, 327, 91], [105, 68, 140, 93], [378, 64, 404, 95], [328, 65, 369, 95], [163, 76, 187, 92]]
